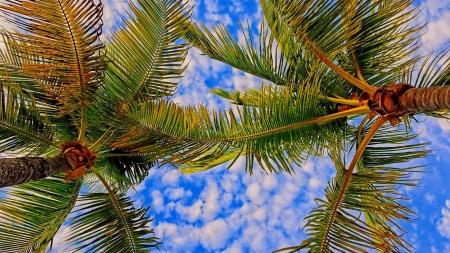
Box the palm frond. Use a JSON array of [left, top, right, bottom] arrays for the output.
[[92, 150, 156, 192], [183, 19, 303, 85], [100, 0, 190, 106], [0, 0, 104, 114], [178, 147, 243, 174], [407, 50, 450, 88], [0, 35, 56, 107], [297, 122, 428, 252], [110, 79, 355, 173], [66, 192, 161, 252], [261, 0, 422, 89], [262, 0, 358, 58], [342, 0, 422, 87], [0, 175, 82, 252], [0, 82, 58, 155]]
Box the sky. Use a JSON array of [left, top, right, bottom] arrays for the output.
[[42, 0, 450, 252]]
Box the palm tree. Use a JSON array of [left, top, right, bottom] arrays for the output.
[[0, 0, 193, 251], [170, 0, 450, 251]]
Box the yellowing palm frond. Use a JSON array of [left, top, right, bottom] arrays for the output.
[[0, 0, 104, 111]]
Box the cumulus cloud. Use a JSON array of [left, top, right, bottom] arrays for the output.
[[438, 118, 450, 133], [175, 199, 203, 222], [437, 200, 450, 238], [151, 190, 165, 213], [246, 183, 268, 205], [162, 170, 181, 185], [199, 219, 231, 249]]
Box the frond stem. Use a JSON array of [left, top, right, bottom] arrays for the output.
[[302, 37, 377, 94], [89, 127, 115, 152], [320, 116, 386, 252], [225, 105, 370, 141], [323, 96, 360, 106], [351, 51, 370, 86], [56, 0, 86, 143], [90, 167, 137, 252], [78, 106, 87, 144]]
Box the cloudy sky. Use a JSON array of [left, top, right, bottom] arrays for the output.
[[50, 0, 450, 252]]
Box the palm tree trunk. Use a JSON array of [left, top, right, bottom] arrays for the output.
[[0, 155, 72, 188], [400, 86, 450, 112]]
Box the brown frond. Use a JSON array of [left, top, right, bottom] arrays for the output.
[[0, 0, 104, 111]]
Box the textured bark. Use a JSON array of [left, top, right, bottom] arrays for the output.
[[0, 155, 72, 188], [400, 86, 450, 112]]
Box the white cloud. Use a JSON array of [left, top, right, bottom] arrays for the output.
[[242, 225, 268, 251], [175, 199, 203, 222], [437, 200, 450, 238], [420, 0, 450, 51], [262, 174, 277, 190], [199, 219, 231, 250], [308, 177, 323, 189], [200, 179, 221, 221], [156, 222, 200, 251], [246, 182, 268, 205], [438, 118, 450, 132], [151, 190, 165, 213], [166, 187, 193, 200], [221, 240, 243, 253], [162, 169, 180, 185], [425, 193, 435, 204]]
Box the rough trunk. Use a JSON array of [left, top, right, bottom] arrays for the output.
[[0, 155, 72, 188], [400, 86, 450, 112]]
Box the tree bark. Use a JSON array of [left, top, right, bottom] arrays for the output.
[[0, 155, 72, 188], [400, 86, 450, 112]]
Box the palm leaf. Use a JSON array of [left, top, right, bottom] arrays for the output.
[[0, 34, 56, 107], [261, 0, 422, 92], [66, 191, 161, 252], [0, 0, 104, 140], [92, 150, 156, 192], [100, 0, 190, 106], [0, 81, 58, 155], [0, 175, 82, 252], [183, 19, 302, 85], [407, 50, 450, 88], [110, 79, 357, 173], [340, 0, 422, 87], [296, 122, 428, 252]]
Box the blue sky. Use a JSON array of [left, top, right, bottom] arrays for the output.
[[50, 0, 450, 252]]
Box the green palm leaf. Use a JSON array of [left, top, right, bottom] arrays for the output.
[[183, 20, 299, 85], [296, 123, 428, 252], [111, 80, 355, 173], [0, 175, 82, 253], [340, 0, 422, 87], [93, 150, 156, 192], [0, 82, 58, 155], [262, 0, 358, 58], [101, 0, 190, 106], [66, 192, 161, 252]]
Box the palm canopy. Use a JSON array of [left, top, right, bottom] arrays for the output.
[[177, 0, 450, 251], [0, 0, 190, 251], [0, 0, 448, 252]]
